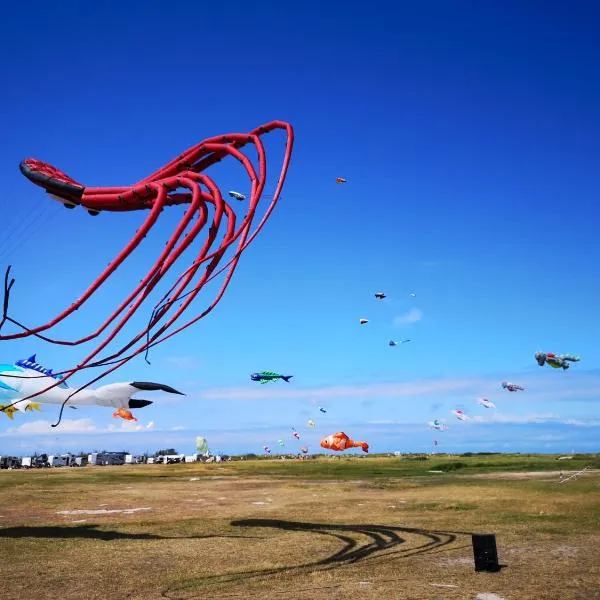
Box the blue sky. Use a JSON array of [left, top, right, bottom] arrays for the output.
[[0, 1, 599, 456]]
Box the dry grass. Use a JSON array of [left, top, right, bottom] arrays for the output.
[[0, 461, 599, 600]]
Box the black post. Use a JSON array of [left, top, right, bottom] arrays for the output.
[[472, 533, 500, 572]]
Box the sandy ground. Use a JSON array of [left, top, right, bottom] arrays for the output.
[[0, 470, 599, 599]]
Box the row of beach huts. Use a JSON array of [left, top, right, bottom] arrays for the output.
[[0, 452, 229, 469]]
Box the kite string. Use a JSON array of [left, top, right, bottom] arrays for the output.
[[0, 265, 15, 333]]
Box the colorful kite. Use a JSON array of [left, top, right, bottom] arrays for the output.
[[452, 409, 469, 421], [501, 381, 524, 392], [535, 352, 580, 370], [428, 419, 448, 431], [1, 121, 294, 425], [0, 355, 180, 421], [228, 190, 246, 201], [320, 431, 369, 453], [250, 371, 293, 384], [196, 437, 209, 454]]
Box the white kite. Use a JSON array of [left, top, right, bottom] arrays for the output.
[[477, 398, 495, 409], [452, 409, 469, 421]]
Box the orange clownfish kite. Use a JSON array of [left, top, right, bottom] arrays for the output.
[[320, 432, 368, 453]]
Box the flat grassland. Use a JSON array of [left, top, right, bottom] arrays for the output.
[[0, 454, 599, 600]]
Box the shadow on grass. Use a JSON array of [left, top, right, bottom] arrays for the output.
[[162, 519, 472, 599], [0, 524, 254, 542]]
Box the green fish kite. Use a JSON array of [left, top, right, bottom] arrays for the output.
[[250, 371, 294, 384]]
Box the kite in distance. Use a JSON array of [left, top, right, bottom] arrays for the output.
[[336, 177, 347, 184], [374, 292, 386, 299], [320, 431, 368, 453], [452, 409, 469, 421], [477, 398, 495, 409], [428, 419, 448, 431], [196, 437, 209, 454], [501, 381, 524, 392], [535, 352, 580, 370], [228, 190, 246, 201], [250, 371, 293, 384]]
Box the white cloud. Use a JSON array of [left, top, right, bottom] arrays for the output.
[[108, 420, 146, 432], [1, 418, 157, 437], [393, 308, 423, 325], [4, 419, 97, 435]]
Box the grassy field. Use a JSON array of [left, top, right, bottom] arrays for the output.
[[1, 454, 599, 600]]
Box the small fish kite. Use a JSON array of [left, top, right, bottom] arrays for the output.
[[535, 352, 580, 370], [263, 445, 271, 454], [428, 419, 448, 431], [501, 381, 524, 392], [292, 429, 300, 440], [319, 406, 327, 413], [374, 292, 386, 299], [359, 318, 368, 325], [452, 409, 469, 421], [300, 446, 308, 454], [307, 419, 316, 428], [277, 439, 285, 447], [336, 177, 347, 184], [477, 398, 495, 409], [228, 190, 246, 201], [389, 339, 410, 346], [250, 371, 293, 384], [320, 431, 369, 453]]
